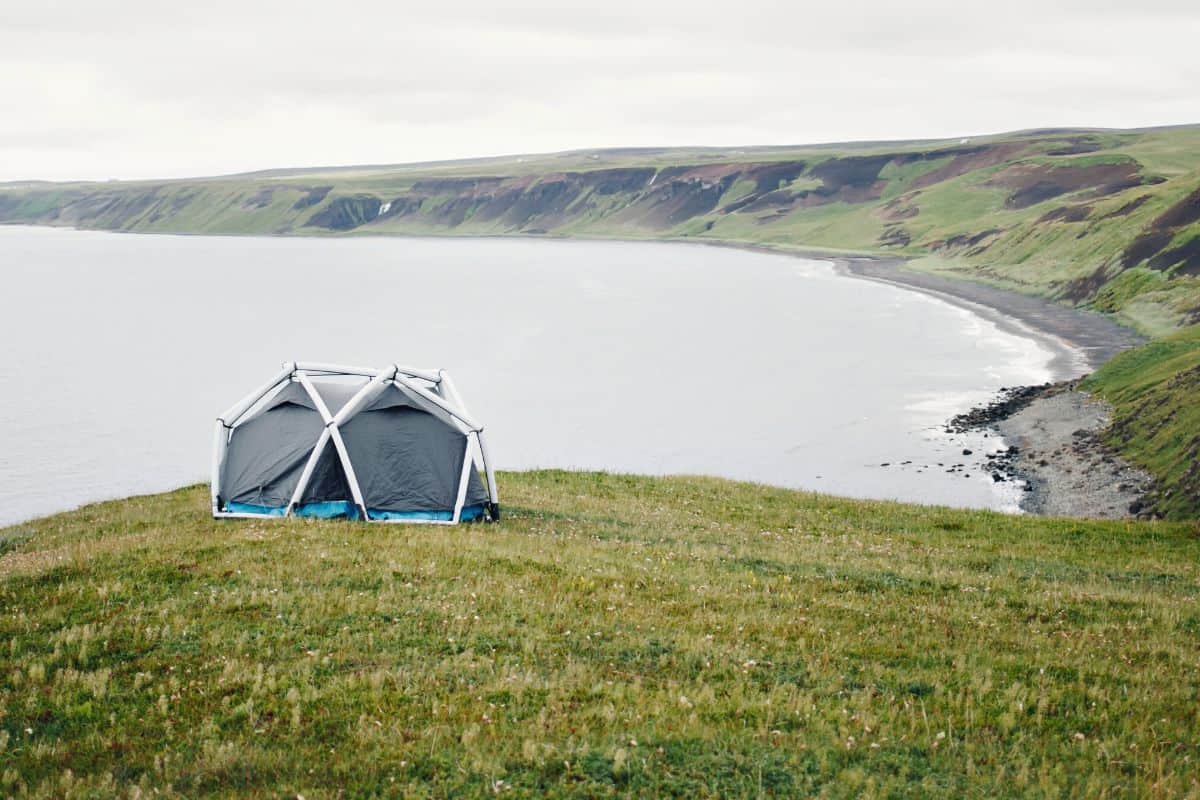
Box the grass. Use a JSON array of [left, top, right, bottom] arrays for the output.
[[1083, 322, 1200, 519], [2, 473, 1199, 797]]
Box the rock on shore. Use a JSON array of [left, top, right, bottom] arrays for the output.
[[997, 391, 1155, 517], [949, 385, 1155, 519]]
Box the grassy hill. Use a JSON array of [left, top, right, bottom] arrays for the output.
[[2, 126, 1199, 335], [1083, 322, 1200, 518], [2, 474, 1198, 797]]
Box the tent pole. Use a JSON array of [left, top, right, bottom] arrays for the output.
[[331, 365, 398, 426], [390, 379, 476, 437], [451, 438, 474, 523], [395, 364, 442, 383], [290, 364, 395, 520], [295, 361, 440, 383], [219, 361, 494, 524], [437, 371, 468, 411], [392, 371, 482, 431], [439, 371, 484, 484], [210, 419, 228, 515], [218, 362, 295, 427], [287, 428, 332, 516], [296, 370, 370, 520], [476, 429, 500, 516]]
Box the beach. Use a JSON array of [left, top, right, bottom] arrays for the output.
[[833, 254, 1155, 517]]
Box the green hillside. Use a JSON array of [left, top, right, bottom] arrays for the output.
[[1083, 322, 1200, 518], [2, 475, 1198, 797], [3, 126, 1199, 335]]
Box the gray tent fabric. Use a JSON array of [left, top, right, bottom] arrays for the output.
[[217, 374, 491, 520], [308, 380, 361, 416], [339, 386, 489, 512], [297, 440, 352, 504], [221, 389, 325, 507]]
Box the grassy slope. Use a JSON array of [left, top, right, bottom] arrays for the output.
[[2, 474, 1199, 798], [1083, 322, 1200, 518], [2, 127, 1199, 335]]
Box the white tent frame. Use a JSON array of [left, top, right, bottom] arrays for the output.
[[212, 361, 499, 524]]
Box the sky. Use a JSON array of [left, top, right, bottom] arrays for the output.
[[2, 0, 1198, 181]]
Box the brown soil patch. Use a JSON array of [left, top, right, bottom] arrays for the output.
[[988, 161, 1143, 209], [642, 175, 736, 227], [1123, 230, 1176, 267], [878, 226, 911, 247], [1044, 137, 1104, 156], [291, 186, 331, 210], [304, 195, 382, 230], [1037, 204, 1093, 224], [1148, 236, 1200, 276], [930, 228, 1004, 253], [1061, 264, 1115, 302], [742, 162, 807, 193], [1151, 185, 1200, 229], [908, 142, 1029, 191], [587, 168, 656, 195], [1083, 176, 1157, 200], [659, 163, 753, 184], [242, 187, 275, 209], [808, 154, 894, 191], [1099, 194, 1150, 219], [876, 197, 919, 221]]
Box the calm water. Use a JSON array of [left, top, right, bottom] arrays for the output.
[[0, 226, 1064, 525]]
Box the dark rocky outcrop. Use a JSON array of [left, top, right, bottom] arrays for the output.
[[1121, 184, 1200, 272], [991, 161, 1145, 209], [1152, 186, 1200, 229], [1099, 194, 1151, 219], [1123, 230, 1175, 267], [1147, 236, 1200, 275], [305, 195, 382, 230], [1037, 204, 1093, 223], [292, 186, 332, 210]]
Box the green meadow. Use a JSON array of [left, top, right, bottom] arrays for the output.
[[3, 474, 1198, 798]]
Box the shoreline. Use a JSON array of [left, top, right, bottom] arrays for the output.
[[4, 225, 1154, 518], [546, 235, 1153, 516], [698, 239, 1155, 517], [698, 239, 1156, 518], [598, 233, 1145, 377], [948, 383, 1157, 519], [833, 257, 1087, 380], [829, 254, 1147, 374]]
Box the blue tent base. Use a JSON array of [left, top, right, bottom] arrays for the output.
[[223, 501, 487, 522]]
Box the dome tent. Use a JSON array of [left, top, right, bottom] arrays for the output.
[[212, 362, 498, 523]]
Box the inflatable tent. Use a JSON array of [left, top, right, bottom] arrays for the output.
[[212, 362, 498, 523]]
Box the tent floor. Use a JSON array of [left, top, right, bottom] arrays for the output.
[[222, 501, 486, 522]]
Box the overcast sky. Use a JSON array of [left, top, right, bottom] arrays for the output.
[[2, 0, 1197, 181]]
